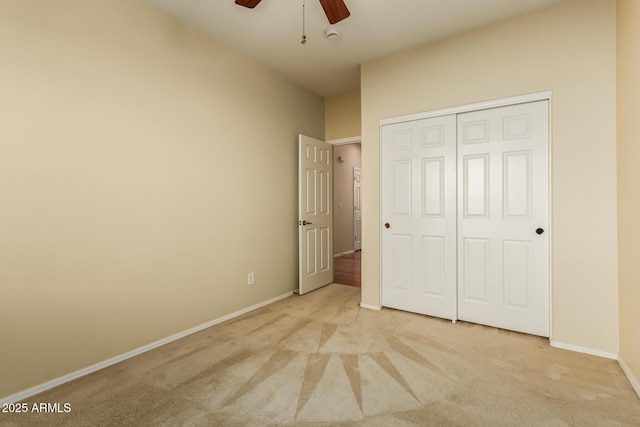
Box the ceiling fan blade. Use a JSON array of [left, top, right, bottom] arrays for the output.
[[319, 0, 350, 24], [235, 0, 262, 8]]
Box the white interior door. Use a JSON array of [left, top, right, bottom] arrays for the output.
[[381, 115, 458, 320], [457, 101, 549, 336], [298, 134, 333, 295], [353, 167, 362, 251]]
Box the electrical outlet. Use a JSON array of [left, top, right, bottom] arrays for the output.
[[248, 272, 255, 285]]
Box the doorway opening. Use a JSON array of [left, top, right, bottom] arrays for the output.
[[332, 140, 361, 287]]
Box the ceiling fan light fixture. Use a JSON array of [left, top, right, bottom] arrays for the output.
[[325, 28, 340, 40]]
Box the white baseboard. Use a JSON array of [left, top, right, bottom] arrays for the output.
[[360, 303, 382, 311], [550, 340, 618, 360], [618, 356, 640, 398], [0, 291, 294, 405], [334, 250, 355, 257]]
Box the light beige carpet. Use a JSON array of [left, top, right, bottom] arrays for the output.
[[2, 283, 639, 426]]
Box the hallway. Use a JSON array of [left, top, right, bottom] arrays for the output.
[[333, 250, 361, 287]]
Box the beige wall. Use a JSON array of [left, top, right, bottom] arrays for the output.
[[333, 144, 362, 255], [617, 0, 640, 387], [361, 0, 618, 353], [325, 90, 361, 141], [0, 0, 324, 398]]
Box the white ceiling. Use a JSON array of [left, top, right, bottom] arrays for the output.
[[147, 0, 566, 97]]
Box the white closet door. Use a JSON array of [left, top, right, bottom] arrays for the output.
[[382, 115, 457, 320], [457, 101, 549, 337]]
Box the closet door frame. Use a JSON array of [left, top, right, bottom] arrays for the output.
[[379, 91, 552, 336]]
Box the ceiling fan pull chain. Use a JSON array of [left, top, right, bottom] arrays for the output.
[[301, 0, 307, 44]]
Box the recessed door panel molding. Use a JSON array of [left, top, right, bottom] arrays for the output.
[[299, 135, 334, 295], [319, 170, 330, 215], [463, 238, 490, 303], [393, 130, 412, 151], [503, 114, 533, 140], [503, 240, 532, 309], [306, 169, 317, 215], [422, 236, 445, 297], [319, 147, 330, 166], [422, 157, 444, 217], [422, 125, 445, 148], [305, 229, 317, 276], [392, 234, 412, 291], [464, 154, 489, 218], [463, 120, 490, 144], [306, 145, 316, 162], [320, 226, 331, 272], [503, 151, 532, 219], [393, 160, 412, 216]]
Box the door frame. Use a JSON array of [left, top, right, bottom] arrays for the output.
[[378, 91, 553, 338], [327, 136, 362, 257]]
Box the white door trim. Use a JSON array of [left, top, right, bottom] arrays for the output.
[[327, 136, 361, 145], [378, 91, 553, 336], [379, 91, 552, 126]]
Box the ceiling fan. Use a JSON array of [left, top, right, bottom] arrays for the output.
[[235, 0, 351, 25]]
